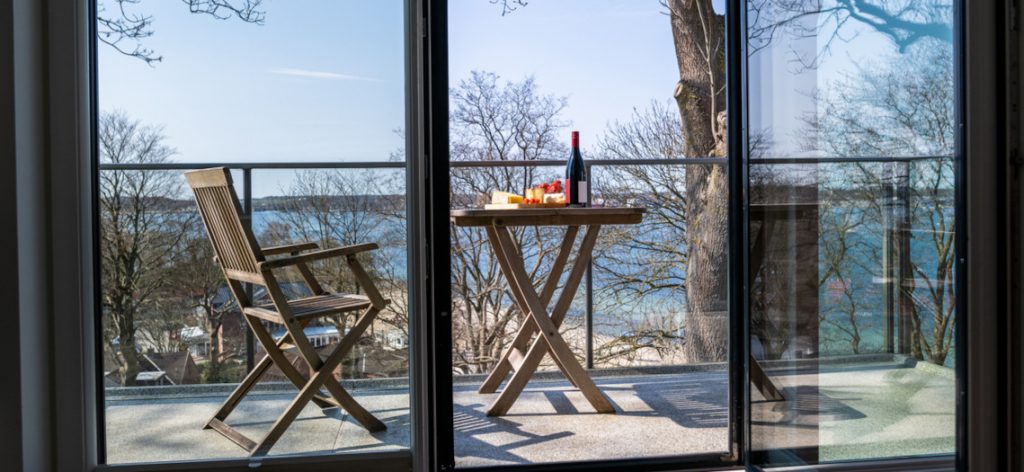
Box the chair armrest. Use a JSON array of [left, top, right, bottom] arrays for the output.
[[258, 243, 379, 270], [262, 242, 319, 256]]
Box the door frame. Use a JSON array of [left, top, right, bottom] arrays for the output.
[[423, 0, 748, 470], [19, 0, 1004, 470]]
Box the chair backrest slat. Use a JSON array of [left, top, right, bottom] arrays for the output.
[[185, 168, 264, 276]]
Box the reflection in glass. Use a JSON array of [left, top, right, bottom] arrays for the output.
[[746, 0, 957, 465]]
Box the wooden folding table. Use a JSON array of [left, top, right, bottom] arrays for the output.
[[450, 207, 645, 416]]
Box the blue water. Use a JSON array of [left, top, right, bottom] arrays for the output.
[[249, 199, 956, 366]]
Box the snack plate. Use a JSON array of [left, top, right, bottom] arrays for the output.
[[484, 203, 567, 209]]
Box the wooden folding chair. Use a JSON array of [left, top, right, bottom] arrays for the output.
[[184, 167, 389, 457]]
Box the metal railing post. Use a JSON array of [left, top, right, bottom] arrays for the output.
[[883, 161, 896, 353], [897, 160, 913, 355], [242, 167, 256, 372], [585, 163, 594, 369]]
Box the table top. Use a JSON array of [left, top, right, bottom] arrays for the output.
[[450, 207, 645, 227]]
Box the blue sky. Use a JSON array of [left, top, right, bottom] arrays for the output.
[[98, 0, 407, 166], [99, 0, 693, 198], [449, 0, 687, 143], [99, 1, 938, 194], [98, 0, 706, 196]]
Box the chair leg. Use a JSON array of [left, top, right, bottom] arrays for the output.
[[250, 369, 332, 457], [206, 316, 326, 428], [205, 349, 272, 428], [322, 378, 386, 432], [319, 307, 386, 431], [251, 307, 386, 456], [204, 316, 339, 456], [285, 306, 387, 433], [244, 317, 339, 409]]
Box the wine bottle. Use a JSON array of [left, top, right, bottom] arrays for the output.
[[565, 131, 588, 207]]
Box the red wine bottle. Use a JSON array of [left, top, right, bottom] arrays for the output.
[[565, 131, 588, 207]]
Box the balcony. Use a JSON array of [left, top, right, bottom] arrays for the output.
[[99, 157, 957, 465], [104, 355, 953, 465]]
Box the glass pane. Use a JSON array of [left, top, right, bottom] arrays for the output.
[[745, 0, 957, 465], [96, 1, 411, 463], [448, 0, 731, 466]]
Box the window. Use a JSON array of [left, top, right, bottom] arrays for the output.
[[745, 0, 959, 465], [95, 0, 413, 464], [446, 0, 734, 466], [80, 0, 970, 470]]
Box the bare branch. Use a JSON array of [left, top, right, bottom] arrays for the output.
[[97, 0, 265, 65]]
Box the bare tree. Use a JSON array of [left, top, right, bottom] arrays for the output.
[[490, 0, 953, 363], [172, 223, 244, 382], [747, 0, 952, 67], [262, 169, 410, 377], [489, 0, 528, 16], [99, 111, 190, 385], [817, 191, 875, 355], [803, 40, 955, 364], [271, 170, 390, 292], [135, 301, 189, 354], [589, 102, 690, 364], [449, 72, 571, 373], [97, 0, 265, 64]]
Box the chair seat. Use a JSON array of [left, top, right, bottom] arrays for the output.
[[243, 293, 372, 322]]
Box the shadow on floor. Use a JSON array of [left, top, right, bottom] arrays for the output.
[[580, 375, 731, 429], [752, 386, 865, 427], [453, 401, 574, 464]]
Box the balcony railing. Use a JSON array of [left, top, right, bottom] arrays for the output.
[[98, 154, 953, 377]]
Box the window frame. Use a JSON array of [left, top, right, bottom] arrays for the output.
[[73, 0, 425, 471], [33, 0, 1007, 470]]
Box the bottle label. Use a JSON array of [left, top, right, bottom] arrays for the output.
[[578, 180, 588, 204]]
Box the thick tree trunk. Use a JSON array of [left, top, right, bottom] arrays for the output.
[[668, 0, 730, 362]]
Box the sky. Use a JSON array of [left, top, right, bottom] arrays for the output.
[[98, 0, 407, 166], [448, 0, 687, 143], [98, 0, 695, 196], [97, 0, 948, 196]]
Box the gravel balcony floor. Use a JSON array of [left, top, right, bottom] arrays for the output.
[[104, 357, 955, 466]]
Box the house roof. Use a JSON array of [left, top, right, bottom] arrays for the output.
[[270, 325, 340, 340], [180, 326, 206, 341], [142, 352, 198, 385], [135, 371, 168, 383]]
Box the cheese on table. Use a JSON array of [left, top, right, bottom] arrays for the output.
[[491, 191, 524, 204], [543, 193, 566, 204]]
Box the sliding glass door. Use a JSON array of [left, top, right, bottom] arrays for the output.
[[442, 0, 740, 468], [81, 0, 966, 469], [434, 0, 963, 469], [744, 0, 960, 466]]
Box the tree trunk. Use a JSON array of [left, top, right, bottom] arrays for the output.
[[668, 0, 730, 362], [209, 321, 222, 364], [119, 332, 140, 386]]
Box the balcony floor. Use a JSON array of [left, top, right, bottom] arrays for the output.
[[105, 358, 954, 466]]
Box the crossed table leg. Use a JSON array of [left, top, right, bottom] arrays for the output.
[[479, 223, 615, 416]]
